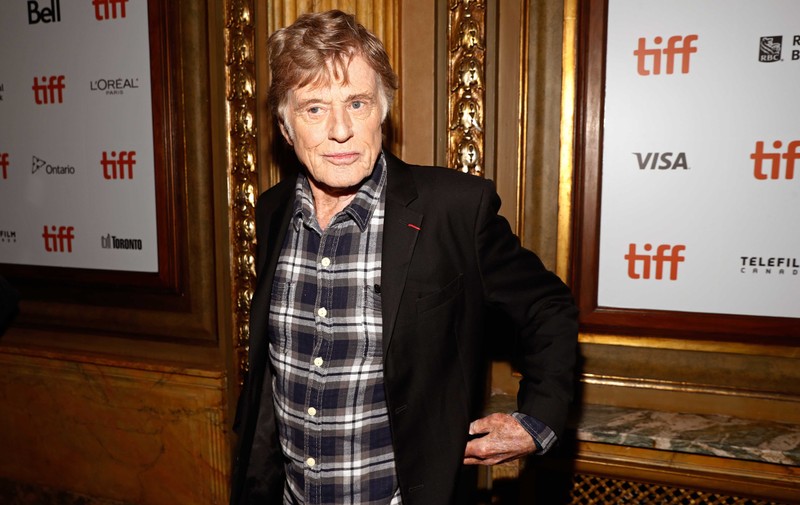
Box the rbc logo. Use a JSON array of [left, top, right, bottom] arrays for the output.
[[634, 35, 698, 76], [27, 0, 61, 24], [759, 36, 782, 63], [751, 140, 799, 180], [625, 243, 686, 280], [42, 225, 75, 253], [0, 153, 8, 179], [101, 151, 136, 179], [93, 0, 129, 20], [32, 75, 65, 104]]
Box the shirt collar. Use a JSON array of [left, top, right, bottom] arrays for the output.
[[292, 152, 387, 233]]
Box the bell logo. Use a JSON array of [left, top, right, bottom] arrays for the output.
[[93, 0, 129, 20], [42, 225, 75, 253], [625, 243, 686, 280], [751, 140, 799, 180], [634, 35, 698, 76], [0, 153, 8, 179], [32, 75, 65, 105], [101, 151, 136, 179], [27, 0, 61, 24]]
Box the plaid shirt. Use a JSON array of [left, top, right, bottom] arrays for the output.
[[268, 155, 401, 504]]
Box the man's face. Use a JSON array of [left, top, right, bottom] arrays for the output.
[[281, 55, 384, 195]]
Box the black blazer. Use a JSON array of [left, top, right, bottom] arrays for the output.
[[230, 152, 578, 505]]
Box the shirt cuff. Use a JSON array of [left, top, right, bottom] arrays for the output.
[[511, 412, 558, 455]]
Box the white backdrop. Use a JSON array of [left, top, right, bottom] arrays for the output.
[[0, 0, 158, 272], [599, 0, 800, 318]]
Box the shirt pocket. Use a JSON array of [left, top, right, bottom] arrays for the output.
[[357, 282, 383, 359], [268, 280, 295, 355]]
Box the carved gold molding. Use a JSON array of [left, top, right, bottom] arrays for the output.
[[557, 0, 577, 281], [447, 0, 486, 176], [225, 0, 258, 387]]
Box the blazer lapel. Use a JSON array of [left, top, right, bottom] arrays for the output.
[[381, 154, 422, 354]]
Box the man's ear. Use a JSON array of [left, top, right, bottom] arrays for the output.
[[278, 121, 294, 146]]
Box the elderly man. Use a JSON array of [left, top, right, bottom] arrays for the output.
[[230, 10, 578, 505]]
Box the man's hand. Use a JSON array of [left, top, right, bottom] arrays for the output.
[[463, 413, 537, 465]]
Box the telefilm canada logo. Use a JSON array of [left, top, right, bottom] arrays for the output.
[[740, 256, 799, 276], [90, 77, 140, 96], [101, 234, 143, 251], [32, 155, 76, 175], [0, 230, 18, 244]]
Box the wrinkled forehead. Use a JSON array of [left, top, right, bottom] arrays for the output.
[[290, 55, 379, 100]]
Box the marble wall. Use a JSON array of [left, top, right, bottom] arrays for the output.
[[0, 346, 230, 504]]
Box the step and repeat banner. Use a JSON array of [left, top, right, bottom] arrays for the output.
[[0, 0, 158, 273], [598, 0, 799, 319]]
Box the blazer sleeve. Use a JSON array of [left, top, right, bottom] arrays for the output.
[[473, 180, 579, 437]]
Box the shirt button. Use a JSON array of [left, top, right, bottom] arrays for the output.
[[313, 357, 324, 367], [317, 307, 327, 318], [321, 257, 331, 267], [306, 457, 316, 467], [308, 407, 317, 416]]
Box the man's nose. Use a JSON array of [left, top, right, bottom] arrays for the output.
[[328, 106, 353, 142]]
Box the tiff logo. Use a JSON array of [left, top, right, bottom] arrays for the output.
[[28, 0, 61, 24], [32, 75, 65, 104], [0, 153, 8, 179], [42, 225, 75, 253], [625, 243, 686, 280], [751, 140, 799, 180], [634, 35, 698, 76], [93, 0, 128, 20], [101, 151, 136, 179]]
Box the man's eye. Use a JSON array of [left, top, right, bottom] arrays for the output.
[[308, 106, 321, 114], [352, 101, 363, 110]]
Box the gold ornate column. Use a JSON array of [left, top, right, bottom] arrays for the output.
[[447, 0, 487, 176], [225, 0, 258, 387]]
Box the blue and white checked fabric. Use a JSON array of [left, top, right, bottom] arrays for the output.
[[268, 155, 402, 504]]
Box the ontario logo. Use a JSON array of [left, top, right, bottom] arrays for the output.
[[32, 155, 75, 175], [740, 256, 799, 276]]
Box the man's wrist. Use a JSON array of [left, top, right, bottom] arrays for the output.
[[511, 412, 557, 454]]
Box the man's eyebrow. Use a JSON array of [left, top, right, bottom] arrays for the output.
[[345, 92, 375, 102]]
